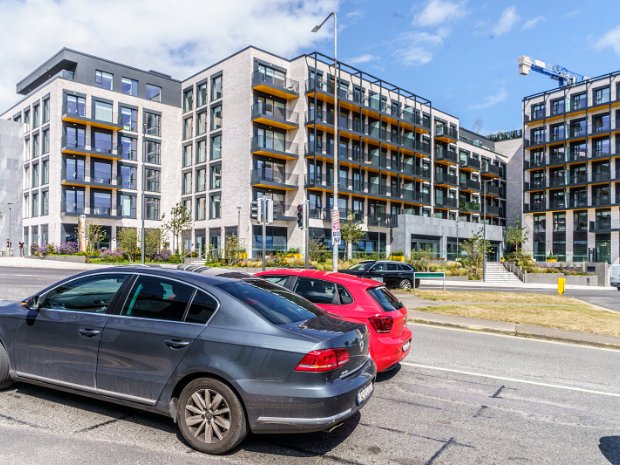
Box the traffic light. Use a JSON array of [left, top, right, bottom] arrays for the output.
[[251, 200, 262, 221], [296, 204, 304, 228]]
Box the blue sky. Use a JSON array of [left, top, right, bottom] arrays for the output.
[[1, 0, 620, 137], [325, 0, 620, 135]]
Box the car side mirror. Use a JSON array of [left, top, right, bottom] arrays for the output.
[[21, 296, 40, 311]]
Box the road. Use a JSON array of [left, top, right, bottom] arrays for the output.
[[1, 324, 618, 465]]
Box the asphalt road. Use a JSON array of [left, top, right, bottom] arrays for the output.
[[0, 324, 618, 465]]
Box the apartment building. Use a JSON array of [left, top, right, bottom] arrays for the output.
[[1, 46, 511, 259], [0, 49, 181, 250], [523, 72, 620, 262]]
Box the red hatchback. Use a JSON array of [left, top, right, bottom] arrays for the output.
[[256, 269, 412, 372]]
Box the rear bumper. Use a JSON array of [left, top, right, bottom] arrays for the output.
[[372, 326, 413, 372], [246, 358, 376, 434]]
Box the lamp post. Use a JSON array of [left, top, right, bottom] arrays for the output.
[[8, 202, 13, 256], [482, 179, 494, 282], [312, 12, 339, 271], [141, 124, 146, 264]]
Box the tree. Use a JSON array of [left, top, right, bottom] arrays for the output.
[[144, 228, 162, 259], [224, 234, 241, 264], [161, 202, 192, 255], [309, 239, 330, 263], [117, 227, 139, 262], [340, 213, 364, 260], [504, 219, 528, 255], [461, 230, 491, 280], [409, 249, 434, 272], [86, 224, 107, 255]]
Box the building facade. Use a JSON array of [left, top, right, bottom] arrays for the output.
[[523, 73, 620, 262], [1, 46, 512, 259]]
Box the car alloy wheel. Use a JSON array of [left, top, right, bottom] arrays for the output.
[[177, 378, 247, 454], [398, 279, 412, 290], [0, 343, 12, 390]]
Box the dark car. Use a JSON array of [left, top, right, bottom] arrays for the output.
[[0, 267, 375, 454], [340, 260, 419, 289]]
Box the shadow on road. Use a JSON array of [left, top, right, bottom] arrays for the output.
[[600, 436, 620, 464], [375, 363, 402, 382]]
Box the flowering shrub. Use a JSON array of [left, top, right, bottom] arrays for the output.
[[30, 244, 48, 257], [153, 250, 172, 261], [56, 241, 79, 255], [98, 249, 126, 262]]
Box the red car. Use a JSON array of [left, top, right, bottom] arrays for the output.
[[255, 269, 412, 372]]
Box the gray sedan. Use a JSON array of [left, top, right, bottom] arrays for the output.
[[0, 267, 375, 454]]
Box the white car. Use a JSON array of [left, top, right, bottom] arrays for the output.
[[610, 264, 620, 290]]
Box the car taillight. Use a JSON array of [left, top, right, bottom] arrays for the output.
[[295, 348, 350, 372], [369, 315, 393, 333]]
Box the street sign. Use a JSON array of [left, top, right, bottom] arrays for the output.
[[331, 208, 340, 232], [332, 231, 341, 245]]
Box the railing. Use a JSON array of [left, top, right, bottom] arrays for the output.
[[549, 199, 566, 209], [459, 201, 480, 213], [459, 178, 481, 190], [367, 212, 398, 227], [435, 125, 458, 140], [482, 164, 501, 176], [460, 156, 481, 170], [435, 147, 458, 163], [252, 70, 299, 94], [484, 205, 500, 216], [592, 171, 611, 182], [434, 171, 458, 185], [251, 170, 298, 186], [435, 197, 458, 209], [549, 153, 566, 165], [568, 150, 587, 162], [548, 176, 565, 188], [591, 195, 611, 207], [484, 184, 501, 196], [305, 109, 334, 126], [61, 136, 118, 156], [252, 136, 298, 156], [568, 197, 588, 208], [503, 261, 526, 282], [252, 104, 298, 124], [567, 174, 587, 185]]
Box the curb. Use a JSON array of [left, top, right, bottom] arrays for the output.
[[409, 317, 620, 351]]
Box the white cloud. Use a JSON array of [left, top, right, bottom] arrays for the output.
[[493, 6, 519, 36], [469, 88, 508, 110], [522, 16, 544, 31], [413, 0, 467, 27], [395, 29, 448, 66], [0, 0, 338, 111], [595, 24, 620, 55], [347, 54, 379, 65]]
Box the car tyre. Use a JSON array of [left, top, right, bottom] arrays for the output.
[[398, 279, 413, 290], [177, 377, 247, 455], [414, 279, 421, 289], [0, 343, 12, 390]]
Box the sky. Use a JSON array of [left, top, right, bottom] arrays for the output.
[[1, 0, 620, 135]]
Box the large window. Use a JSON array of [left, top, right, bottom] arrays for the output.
[[119, 136, 137, 160], [144, 112, 161, 136], [210, 134, 221, 160], [209, 193, 221, 219], [65, 94, 85, 117], [183, 172, 192, 195], [210, 164, 221, 190], [121, 77, 138, 96], [64, 187, 85, 214], [41, 190, 49, 216], [65, 157, 85, 181], [196, 139, 207, 163], [594, 86, 610, 105], [43, 98, 50, 123], [92, 129, 113, 154], [183, 88, 193, 112], [195, 197, 206, 221], [42, 129, 49, 155], [197, 111, 207, 135], [94, 100, 113, 122], [183, 144, 192, 167], [145, 197, 160, 220], [119, 164, 136, 189], [92, 190, 112, 216], [211, 105, 222, 130], [120, 107, 138, 132], [146, 84, 161, 102], [183, 117, 193, 140], [119, 194, 136, 218], [33, 104, 40, 127], [145, 140, 161, 164], [95, 70, 113, 90], [196, 168, 206, 192], [211, 75, 222, 101], [92, 160, 112, 184], [42, 160, 49, 185], [197, 82, 208, 107], [145, 168, 161, 192]]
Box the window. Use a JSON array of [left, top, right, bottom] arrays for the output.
[[41, 190, 49, 216], [23, 108, 30, 125], [92, 190, 112, 216], [65, 94, 85, 117], [94, 100, 113, 122], [183, 117, 193, 139], [63, 187, 85, 214], [531, 103, 545, 120], [594, 86, 610, 105], [119, 136, 137, 160], [42, 98, 50, 123], [32, 134, 40, 158], [196, 168, 206, 192], [95, 70, 113, 90], [42, 129, 49, 155], [145, 197, 160, 220], [211, 75, 222, 101], [183, 145, 192, 167], [146, 84, 161, 102], [210, 134, 221, 160], [65, 157, 85, 181], [92, 160, 112, 184], [197, 111, 207, 135], [41, 274, 128, 313], [145, 168, 160, 192], [119, 194, 136, 218], [145, 140, 161, 164], [196, 140, 207, 163], [31, 192, 39, 217], [197, 82, 208, 107], [210, 165, 221, 190], [294, 277, 338, 304], [195, 197, 206, 221], [182, 172, 192, 195], [338, 285, 354, 305], [121, 77, 138, 96], [92, 129, 113, 154], [42, 160, 49, 185], [144, 112, 161, 136], [367, 287, 403, 312], [262, 275, 289, 286], [33, 104, 40, 127], [119, 164, 136, 189], [571, 92, 587, 111], [550, 98, 565, 116], [183, 88, 193, 112], [211, 105, 222, 130], [209, 193, 221, 219], [122, 275, 194, 321], [186, 291, 218, 324], [120, 107, 138, 132]]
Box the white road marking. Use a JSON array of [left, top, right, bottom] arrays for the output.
[[401, 362, 620, 398]]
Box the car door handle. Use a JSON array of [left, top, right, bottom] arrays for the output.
[[79, 328, 101, 337], [164, 339, 190, 349]]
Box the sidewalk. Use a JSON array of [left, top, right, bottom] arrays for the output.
[[399, 292, 620, 350], [0, 256, 178, 270], [419, 278, 615, 292]]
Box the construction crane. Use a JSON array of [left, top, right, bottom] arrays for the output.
[[518, 55, 585, 87]]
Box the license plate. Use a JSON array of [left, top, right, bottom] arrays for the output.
[[402, 340, 411, 352], [356, 383, 374, 405]]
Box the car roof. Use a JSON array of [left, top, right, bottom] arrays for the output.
[[256, 268, 382, 288]]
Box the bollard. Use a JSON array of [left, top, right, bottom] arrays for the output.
[[557, 276, 565, 296]]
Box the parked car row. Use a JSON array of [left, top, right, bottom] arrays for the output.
[[0, 261, 414, 454]]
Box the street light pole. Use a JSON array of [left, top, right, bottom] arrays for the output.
[[141, 124, 146, 264], [8, 202, 13, 257], [313, 12, 339, 271]]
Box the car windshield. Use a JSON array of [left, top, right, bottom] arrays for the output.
[[216, 278, 325, 325], [367, 286, 403, 312], [348, 262, 374, 271]]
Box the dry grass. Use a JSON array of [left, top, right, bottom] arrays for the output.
[[409, 290, 620, 337]]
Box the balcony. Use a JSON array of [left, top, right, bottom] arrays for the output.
[[568, 149, 588, 163], [61, 206, 118, 218], [549, 153, 566, 166], [459, 201, 480, 213], [527, 157, 547, 169], [568, 126, 587, 140], [526, 201, 547, 212], [305, 109, 334, 132], [548, 176, 566, 188], [567, 174, 587, 185], [591, 150, 611, 161], [272, 202, 298, 221], [416, 167, 432, 182], [589, 219, 618, 233], [483, 184, 500, 197], [568, 197, 588, 208], [481, 163, 501, 178], [590, 123, 612, 136], [435, 197, 458, 209], [549, 198, 566, 210], [252, 71, 299, 100], [309, 207, 329, 220], [591, 171, 611, 183], [435, 124, 458, 143], [252, 104, 298, 130], [251, 136, 298, 160], [525, 137, 546, 148], [526, 179, 546, 190], [367, 212, 398, 228], [61, 137, 121, 161], [591, 195, 611, 207], [62, 110, 123, 131], [251, 170, 298, 190], [459, 178, 481, 192], [484, 205, 500, 216], [434, 147, 458, 165], [434, 171, 458, 187], [460, 156, 481, 171], [415, 140, 431, 156]]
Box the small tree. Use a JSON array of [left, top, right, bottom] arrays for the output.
[[86, 224, 107, 255], [340, 214, 364, 260], [117, 227, 139, 262], [409, 249, 434, 271], [224, 234, 241, 264], [161, 202, 192, 255], [309, 239, 330, 263], [144, 228, 162, 259], [461, 230, 491, 280], [504, 219, 528, 255]]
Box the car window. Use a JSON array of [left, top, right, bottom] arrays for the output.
[[216, 279, 324, 325], [399, 264, 413, 271], [40, 274, 129, 313], [337, 285, 354, 305], [185, 291, 218, 324], [371, 262, 385, 272], [348, 261, 374, 271], [263, 275, 289, 287], [123, 275, 195, 322], [367, 286, 404, 312], [294, 277, 338, 305], [387, 263, 399, 271]]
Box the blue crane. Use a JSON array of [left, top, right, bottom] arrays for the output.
[[518, 55, 585, 87]]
